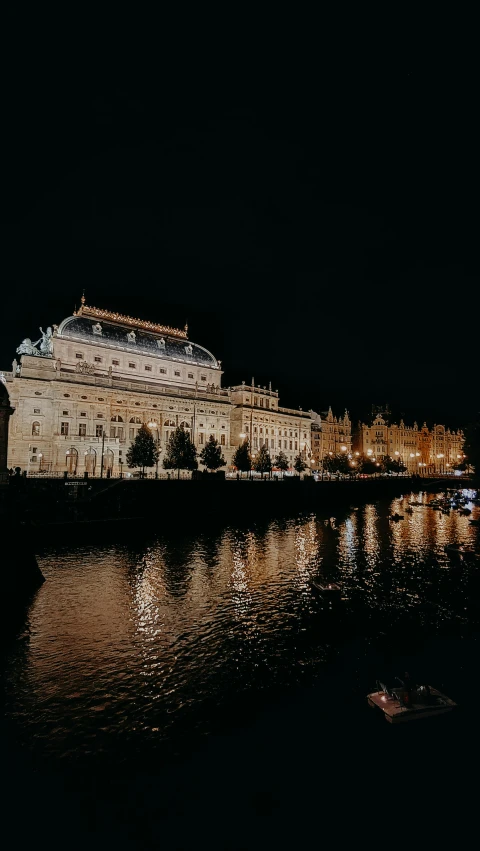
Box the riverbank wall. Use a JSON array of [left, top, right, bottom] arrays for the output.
[[1, 474, 475, 540]]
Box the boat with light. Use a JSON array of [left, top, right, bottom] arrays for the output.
[[367, 680, 457, 724], [311, 579, 342, 596]]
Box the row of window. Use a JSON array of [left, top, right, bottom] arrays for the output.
[[32, 420, 227, 441], [252, 438, 297, 451], [74, 352, 207, 381], [247, 426, 301, 438]]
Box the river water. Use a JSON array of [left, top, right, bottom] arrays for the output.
[[2, 487, 480, 846]]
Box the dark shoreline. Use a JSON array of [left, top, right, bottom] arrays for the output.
[[2, 475, 476, 542]]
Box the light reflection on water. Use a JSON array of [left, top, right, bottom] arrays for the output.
[[2, 489, 479, 763]]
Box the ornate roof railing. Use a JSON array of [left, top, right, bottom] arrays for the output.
[[75, 302, 188, 339]]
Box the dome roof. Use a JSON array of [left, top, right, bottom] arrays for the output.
[[57, 313, 219, 368]]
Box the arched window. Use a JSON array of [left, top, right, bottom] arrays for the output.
[[66, 447, 78, 474], [164, 419, 176, 427], [103, 448, 114, 476], [129, 416, 142, 424], [179, 420, 191, 429], [32, 421, 40, 436], [111, 415, 124, 422], [84, 448, 96, 475]]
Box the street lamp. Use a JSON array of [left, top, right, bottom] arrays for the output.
[[148, 421, 161, 478], [100, 427, 106, 478]]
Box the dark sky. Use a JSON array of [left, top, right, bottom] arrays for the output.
[[2, 66, 478, 429]]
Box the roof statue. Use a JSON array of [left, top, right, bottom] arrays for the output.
[[16, 327, 53, 358]]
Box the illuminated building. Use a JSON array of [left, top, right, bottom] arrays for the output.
[[3, 299, 231, 475], [309, 407, 352, 470], [353, 414, 464, 473], [229, 382, 311, 469]]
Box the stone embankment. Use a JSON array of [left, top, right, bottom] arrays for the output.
[[1, 474, 471, 540]]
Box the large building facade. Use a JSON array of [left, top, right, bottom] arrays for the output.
[[3, 300, 232, 476], [0, 299, 467, 477], [353, 414, 464, 473], [229, 382, 312, 469]]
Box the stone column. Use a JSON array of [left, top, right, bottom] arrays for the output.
[[0, 382, 15, 483]]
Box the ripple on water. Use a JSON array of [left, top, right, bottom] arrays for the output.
[[2, 489, 479, 763]]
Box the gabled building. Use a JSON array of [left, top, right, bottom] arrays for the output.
[[309, 407, 352, 471], [353, 413, 464, 473]]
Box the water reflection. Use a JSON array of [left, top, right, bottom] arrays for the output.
[[2, 488, 479, 763]]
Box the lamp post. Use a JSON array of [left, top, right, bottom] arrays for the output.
[[148, 421, 160, 478], [100, 427, 106, 478]]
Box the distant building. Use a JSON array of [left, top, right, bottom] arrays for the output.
[[309, 406, 352, 471], [353, 414, 464, 473]]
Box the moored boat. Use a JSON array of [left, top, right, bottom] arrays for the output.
[[367, 680, 457, 723], [311, 579, 342, 594]]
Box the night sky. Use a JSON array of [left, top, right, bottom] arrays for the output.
[[3, 67, 478, 429]]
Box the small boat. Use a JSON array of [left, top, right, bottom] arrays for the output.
[[367, 680, 457, 724], [389, 513, 404, 521], [311, 579, 342, 596]]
